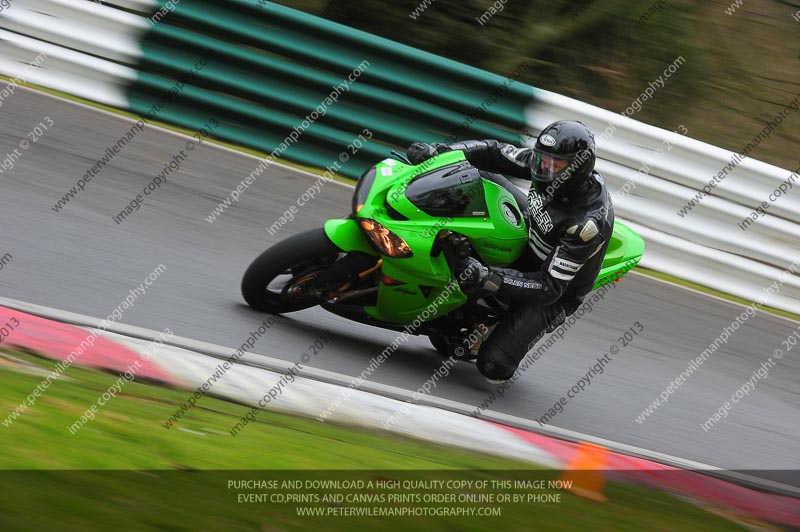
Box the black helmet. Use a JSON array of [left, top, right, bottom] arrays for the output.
[[531, 120, 596, 196]]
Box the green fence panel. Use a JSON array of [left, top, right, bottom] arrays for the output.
[[127, 0, 535, 179]]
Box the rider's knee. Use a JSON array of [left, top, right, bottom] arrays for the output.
[[477, 348, 517, 381]]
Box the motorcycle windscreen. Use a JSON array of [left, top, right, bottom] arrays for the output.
[[404, 166, 488, 217]]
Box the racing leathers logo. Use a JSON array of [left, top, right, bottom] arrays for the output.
[[503, 277, 542, 290], [527, 190, 553, 233]]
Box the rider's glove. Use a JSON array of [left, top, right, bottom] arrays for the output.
[[406, 142, 449, 165], [455, 257, 502, 298]]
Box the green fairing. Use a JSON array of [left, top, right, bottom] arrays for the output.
[[325, 151, 644, 324]]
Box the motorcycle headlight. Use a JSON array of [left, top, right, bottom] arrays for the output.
[[358, 219, 413, 258]]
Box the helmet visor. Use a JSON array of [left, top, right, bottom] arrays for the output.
[[531, 148, 578, 185]]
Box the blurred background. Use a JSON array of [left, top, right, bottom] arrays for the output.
[[1, 1, 799, 528], [280, 0, 800, 170]]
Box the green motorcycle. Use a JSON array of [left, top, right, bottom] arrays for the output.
[[242, 150, 644, 358]]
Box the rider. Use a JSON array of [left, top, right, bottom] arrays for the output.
[[406, 120, 614, 383]]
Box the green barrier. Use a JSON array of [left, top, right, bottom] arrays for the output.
[[127, 0, 535, 178]]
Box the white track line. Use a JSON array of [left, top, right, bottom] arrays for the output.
[[18, 84, 351, 187], [1, 295, 797, 497], [629, 271, 800, 325]]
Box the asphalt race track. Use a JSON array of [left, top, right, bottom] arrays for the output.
[[1, 87, 798, 477]]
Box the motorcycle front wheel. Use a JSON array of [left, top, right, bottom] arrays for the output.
[[241, 228, 342, 314]]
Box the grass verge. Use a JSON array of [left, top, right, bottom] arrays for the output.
[[0, 349, 748, 531]]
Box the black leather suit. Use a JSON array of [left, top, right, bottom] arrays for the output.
[[445, 140, 615, 380]]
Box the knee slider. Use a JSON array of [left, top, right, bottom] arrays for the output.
[[477, 349, 517, 381]]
